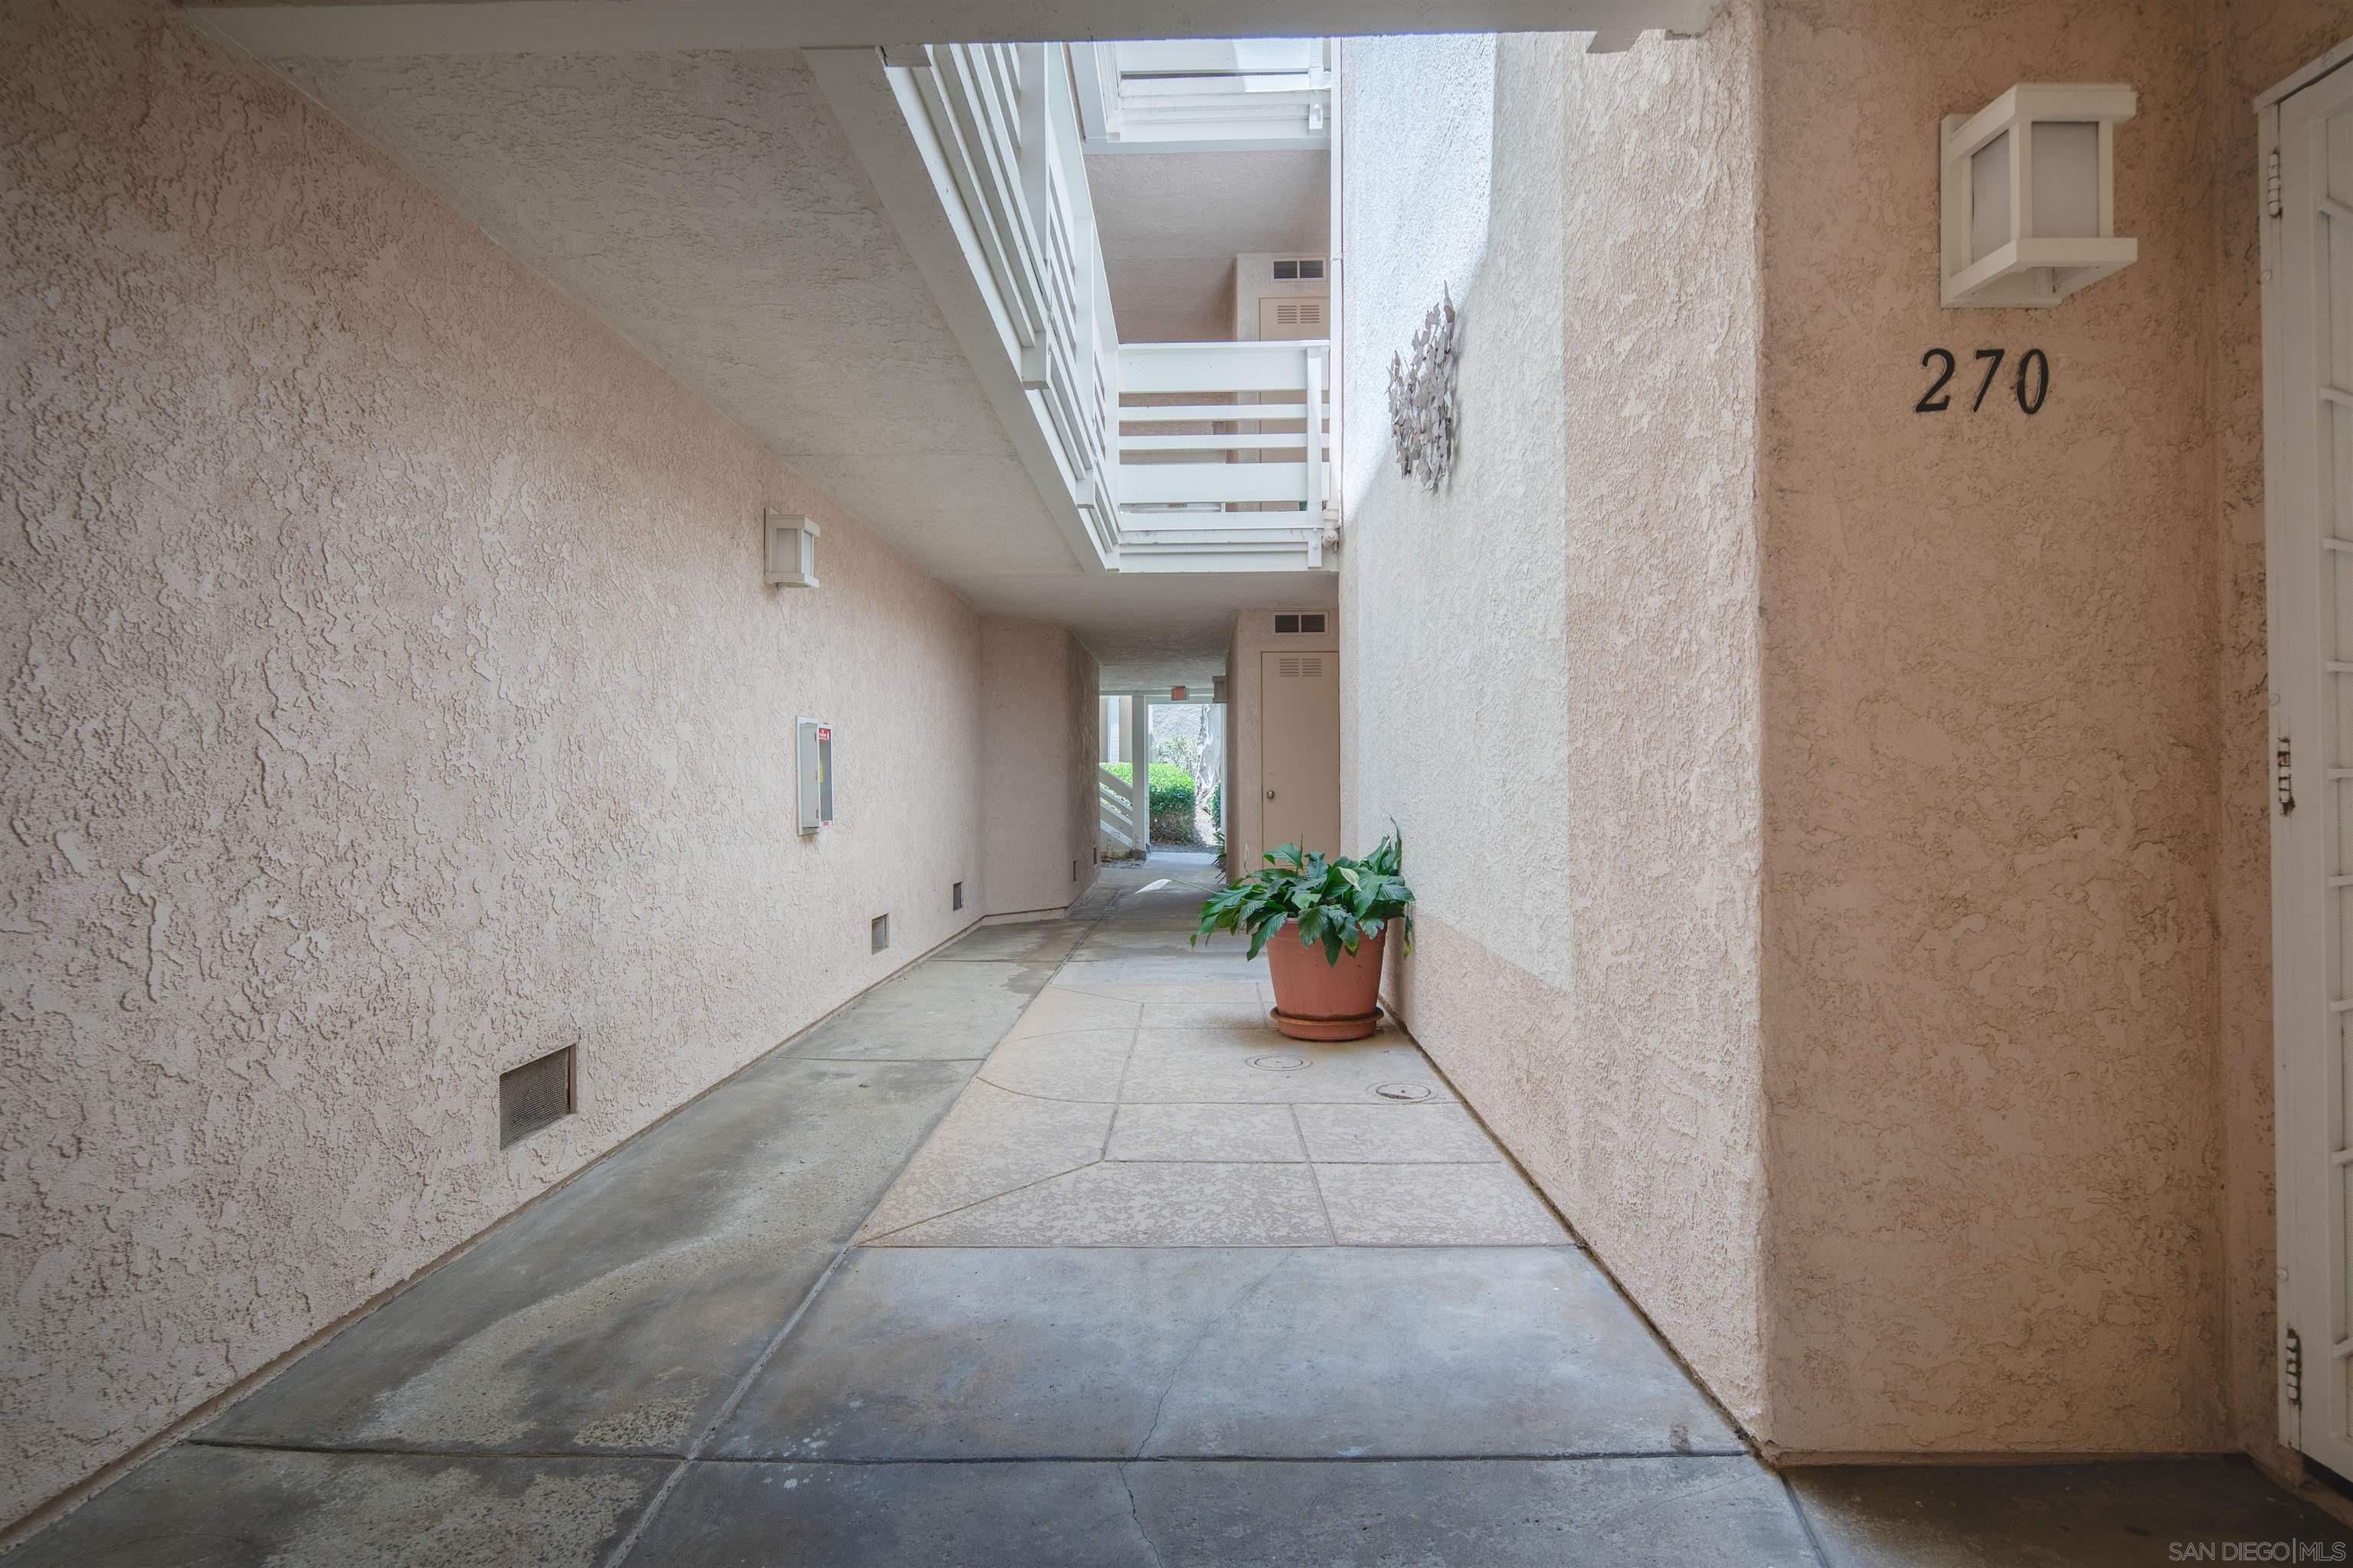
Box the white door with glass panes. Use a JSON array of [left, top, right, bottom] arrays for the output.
[[2267, 42, 2353, 1478]]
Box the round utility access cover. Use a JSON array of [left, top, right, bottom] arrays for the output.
[[1247, 1054, 1308, 1072], [1373, 1082, 1433, 1102]]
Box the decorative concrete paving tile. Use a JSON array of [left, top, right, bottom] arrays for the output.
[[1077, 925, 1221, 952], [794, 959, 1051, 1060], [1788, 1459, 2353, 1567], [1003, 984, 1144, 1040], [1052, 980, 1270, 1029], [974, 1027, 1135, 1102], [627, 1461, 1157, 1566], [204, 1059, 970, 1455], [1140, 1247, 1739, 1458], [1293, 1102, 1500, 1163], [864, 1160, 1332, 1247], [714, 1248, 1735, 1463], [1049, 954, 1269, 985], [712, 1249, 1283, 1459], [1128, 1457, 1816, 1567], [930, 918, 1089, 964], [1106, 1102, 1306, 1162], [2, 1444, 667, 1568], [857, 1080, 1114, 1242], [1312, 1162, 1570, 1246], [1119, 1026, 1457, 1105]]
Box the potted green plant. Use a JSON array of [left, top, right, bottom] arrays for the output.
[[1191, 830, 1415, 1041]]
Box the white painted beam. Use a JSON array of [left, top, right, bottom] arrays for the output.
[[186, 0, 1722, 60], [1121, 464, 1311, 506], [1118, 433, 1319, 452], [1121, 403, 1314, 424]]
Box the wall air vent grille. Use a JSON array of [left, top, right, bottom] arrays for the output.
[[499, 1046, 575, 1147], [1273, 613, 1327, 635], [1277, 656, 1325, 678]]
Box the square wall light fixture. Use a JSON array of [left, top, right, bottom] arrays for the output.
[[1941, 83, 2137, 308], [764, 509, 820, 588]]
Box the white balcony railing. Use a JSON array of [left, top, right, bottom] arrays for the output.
[[1072, 38, 1333, 153], [1113, 340, 1331, 570], [903, 43, 1121, 561], [1099, 764, 1140, 854], [811, 44, 1332, 575]]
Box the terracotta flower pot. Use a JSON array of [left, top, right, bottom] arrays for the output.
[[1265, 924, 1386, 1041]]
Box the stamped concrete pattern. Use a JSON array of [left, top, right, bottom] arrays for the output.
[[13, 861, 2352, 1565], [855, 882, 1546, 1249]]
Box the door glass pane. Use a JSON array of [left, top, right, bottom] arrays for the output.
[[2332, 206, 2353, 391], [2340, 1146, 2353, 1350], [2328, 100, 2353, 210], [2336, 860, 2353, 997], [2331, 394, 2353, 541]]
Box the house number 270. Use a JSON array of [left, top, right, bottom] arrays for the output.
[[1916, 348, 2049, 415]]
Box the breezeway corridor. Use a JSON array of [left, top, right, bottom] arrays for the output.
[[12, 858, 2349, 1566]]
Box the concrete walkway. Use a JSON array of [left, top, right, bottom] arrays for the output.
[[12, 857, 2353, 1566]]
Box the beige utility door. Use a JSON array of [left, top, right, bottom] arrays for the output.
[[1259, 650, 1339, 857]]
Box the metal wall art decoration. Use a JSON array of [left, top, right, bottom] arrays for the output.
[[1387, 286, 1461, 491]]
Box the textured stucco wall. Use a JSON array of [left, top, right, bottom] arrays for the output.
[[1338, 23, 1769, 1428], [0, 1, 1005, 1522], [978, 617, 1099, 916], [1226, 607, 1342, 876], [1753, 0, 2228, 1455]]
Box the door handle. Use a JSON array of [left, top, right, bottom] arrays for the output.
[[1265, 790, 1276, 800]]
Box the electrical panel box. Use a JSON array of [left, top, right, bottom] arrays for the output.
[[797, 718, 833, 833]]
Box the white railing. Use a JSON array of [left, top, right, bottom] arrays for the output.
[[1112, 340, 1332, 569], [893, 43, 1121, 562], [1071, 38, 1333, 153], [814, 45, 1333, 575], [1099, 765, 1139, 855]]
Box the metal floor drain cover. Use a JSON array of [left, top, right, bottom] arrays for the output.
[[1247, 1054, 1308, 1072], [1373, 1082, 1433, 1102]]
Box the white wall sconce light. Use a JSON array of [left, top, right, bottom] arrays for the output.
[[763, 509, 820, 588], [1941, 83, 2137, 308]]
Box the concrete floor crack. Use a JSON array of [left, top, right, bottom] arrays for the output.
[[1131, 1248, 1296, 1461], [1117, 1462, 1168, 1568]]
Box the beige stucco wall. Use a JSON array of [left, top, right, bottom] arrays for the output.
[[1340, 0, 2336, 1463], [1226, 607, 1342, 876], [978, 616, 1101, 916], [0, 0, 1052, 1523], [1752, 0, 2237, 1458], [1338, 21, 1769, 1429]]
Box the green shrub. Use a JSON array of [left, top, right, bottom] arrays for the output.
[[1102, 763, 1196, 819]]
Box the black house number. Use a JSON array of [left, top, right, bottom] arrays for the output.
[[1916, 348, 2049, 415]]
